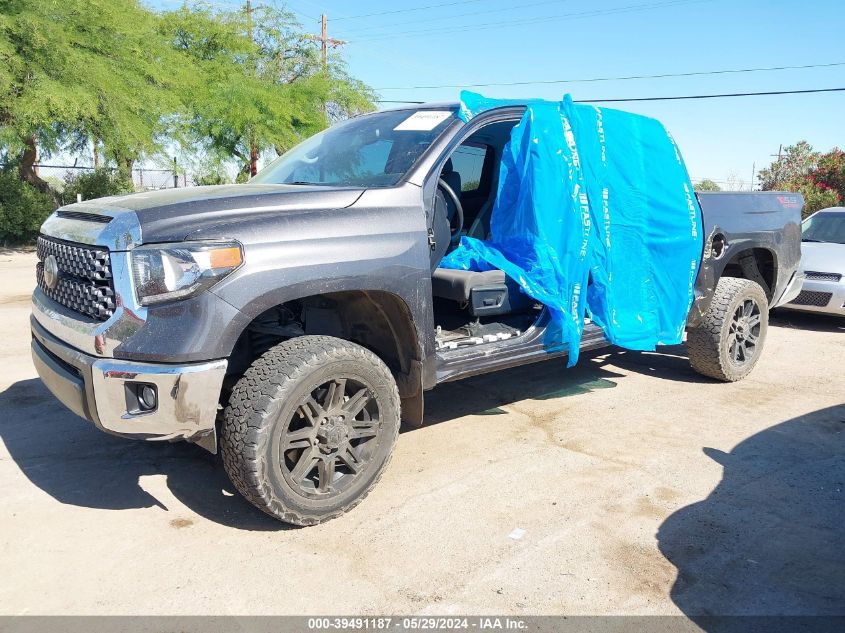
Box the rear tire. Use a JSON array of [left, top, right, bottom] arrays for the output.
[[221, 335, 401, 526], [687, 277, 769, 382]]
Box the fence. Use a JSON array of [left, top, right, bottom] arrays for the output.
[[24, 163, 195, 192]]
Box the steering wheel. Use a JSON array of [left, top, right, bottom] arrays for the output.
[[437, 178, 464, 238]]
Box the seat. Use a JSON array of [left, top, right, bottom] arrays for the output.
[[428, 159, 462, 272], [432, 267, 534, 317], [432, 268, 505, 302], [440, 158, 462, 207]]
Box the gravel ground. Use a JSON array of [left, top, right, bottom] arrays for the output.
[[0, 250, 842, 617]]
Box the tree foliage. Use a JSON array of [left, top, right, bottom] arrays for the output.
[[161, 2, 374, 176], [0, 0, 191, 187], [694, 179, 721, 192], [0, 169, 54, 243], [758, 141, 844, 218], [0, 0, 374, 196], [813, 148, 845, 198], [758, 141, 818, 191], [62, 169, 134, 206]]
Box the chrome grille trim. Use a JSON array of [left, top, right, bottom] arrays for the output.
[[32, 206, 146, 358], [35, 236, 116, 320], [36, 236, 112, 281]]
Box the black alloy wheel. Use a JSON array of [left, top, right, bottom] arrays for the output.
[[279, 377, 381, 498]]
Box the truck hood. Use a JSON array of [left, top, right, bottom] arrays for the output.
[[53, 184, 365, 246], [799, 241, 845, 274]]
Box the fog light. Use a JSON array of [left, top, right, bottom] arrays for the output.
[[139, 384, 157, 411]]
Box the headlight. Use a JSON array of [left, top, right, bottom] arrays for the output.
[[131, 241, 243, 305]]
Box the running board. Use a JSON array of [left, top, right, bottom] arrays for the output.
[[434, 314, 608, 384]]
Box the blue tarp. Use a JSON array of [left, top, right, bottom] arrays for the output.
[[441, 91, 704, 365]]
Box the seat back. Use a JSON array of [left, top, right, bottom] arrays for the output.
[[428, 159, 462, 271], [428, 190, 451, 271], [440, 158, 462, 203]]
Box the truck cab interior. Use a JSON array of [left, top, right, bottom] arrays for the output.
[[428, 118, 541, 349]]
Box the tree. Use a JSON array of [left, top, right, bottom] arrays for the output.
[[62, 169, 134, 206], [161, 3, 374, 178], [812, 148, 845, 198], [758, 143, 843, 218], [0, 169, 54, 244], [796, 181, 840, 217], [694, 179, 721, 192], [725, 171, 747, 192], [758, 141, 818, 191], [0, 0, 193, 191]]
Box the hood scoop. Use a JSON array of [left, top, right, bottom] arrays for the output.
[[56, 210, 113, 224]]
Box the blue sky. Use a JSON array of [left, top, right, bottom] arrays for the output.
[[154, 0, 845, 187]]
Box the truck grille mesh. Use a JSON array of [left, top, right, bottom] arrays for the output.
[[36, 236, 116, 320], [790, 290, 833, 307], [804, 271, 842, 282]]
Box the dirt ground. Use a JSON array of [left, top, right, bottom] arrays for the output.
[[0, 250, 842, 618]]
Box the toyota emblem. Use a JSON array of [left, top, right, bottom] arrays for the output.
[[43, 254, 60, 290]]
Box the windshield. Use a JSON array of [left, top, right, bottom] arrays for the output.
[[251, 108, 458, 188], [802, 211, 845, 245]]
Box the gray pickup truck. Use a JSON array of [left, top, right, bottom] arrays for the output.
[[30, 103, 803, 525]]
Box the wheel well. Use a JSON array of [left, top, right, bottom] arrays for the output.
[[227, 290, 423, 400], [720, 247, 776, 300]]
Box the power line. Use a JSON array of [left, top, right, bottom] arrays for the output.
[[581, 87, 845, 102], [375, 61, 845, 91], [291, 9, 320, 24], [374, 87, 845, 104], [350, 0, 708, 42], [337, 0, 570, 35], [290, 0, 333, 18], [331, 0, 488, 21]]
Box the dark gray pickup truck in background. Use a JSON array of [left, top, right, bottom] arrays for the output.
[[30, 104, 803, 525]]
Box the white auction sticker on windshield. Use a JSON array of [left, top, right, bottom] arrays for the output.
[[394, 111, 452, 131]]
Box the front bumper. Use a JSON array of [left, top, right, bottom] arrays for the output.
[[783, 278, 845, 316], [31, 316, 227, 452]]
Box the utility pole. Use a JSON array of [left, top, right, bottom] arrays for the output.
[[310, 14, 346, 119], [246, 0, 258, 177], [321, 14, 328, 69], [311, 14, 346, 71], [771, 144, 783, 184]]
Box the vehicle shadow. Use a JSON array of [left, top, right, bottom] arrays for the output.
[[594, 344, 713, 385], [657, 404, 845, 626], [0, 378, 285, 531], [419, 348, 628, 427], [0, 342, 766, 532], [770, 309, 845, 333], [1, 349, 637, 528]]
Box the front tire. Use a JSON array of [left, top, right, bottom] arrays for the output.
[[687, 277, 769, 382], [221, 335, 401, 526]]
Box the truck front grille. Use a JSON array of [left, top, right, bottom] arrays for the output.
[[36, 236, 116, 320], [804, 271, 842, 282], [790, 290, 833, 307]]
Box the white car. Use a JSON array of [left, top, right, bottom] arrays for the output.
[[785, 206, 845, 316]]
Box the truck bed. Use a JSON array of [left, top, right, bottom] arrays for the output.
[[690, 191, 803, 326]]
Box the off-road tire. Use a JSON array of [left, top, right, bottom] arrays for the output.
[[221, 335, 401, 526], [687, 277, 769, 382]]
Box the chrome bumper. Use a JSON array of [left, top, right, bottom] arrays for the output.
[[31, 316, 227, 452]]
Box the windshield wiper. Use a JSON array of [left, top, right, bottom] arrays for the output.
[[286, 180, 324, 186], [802, 238, 828, 243]]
